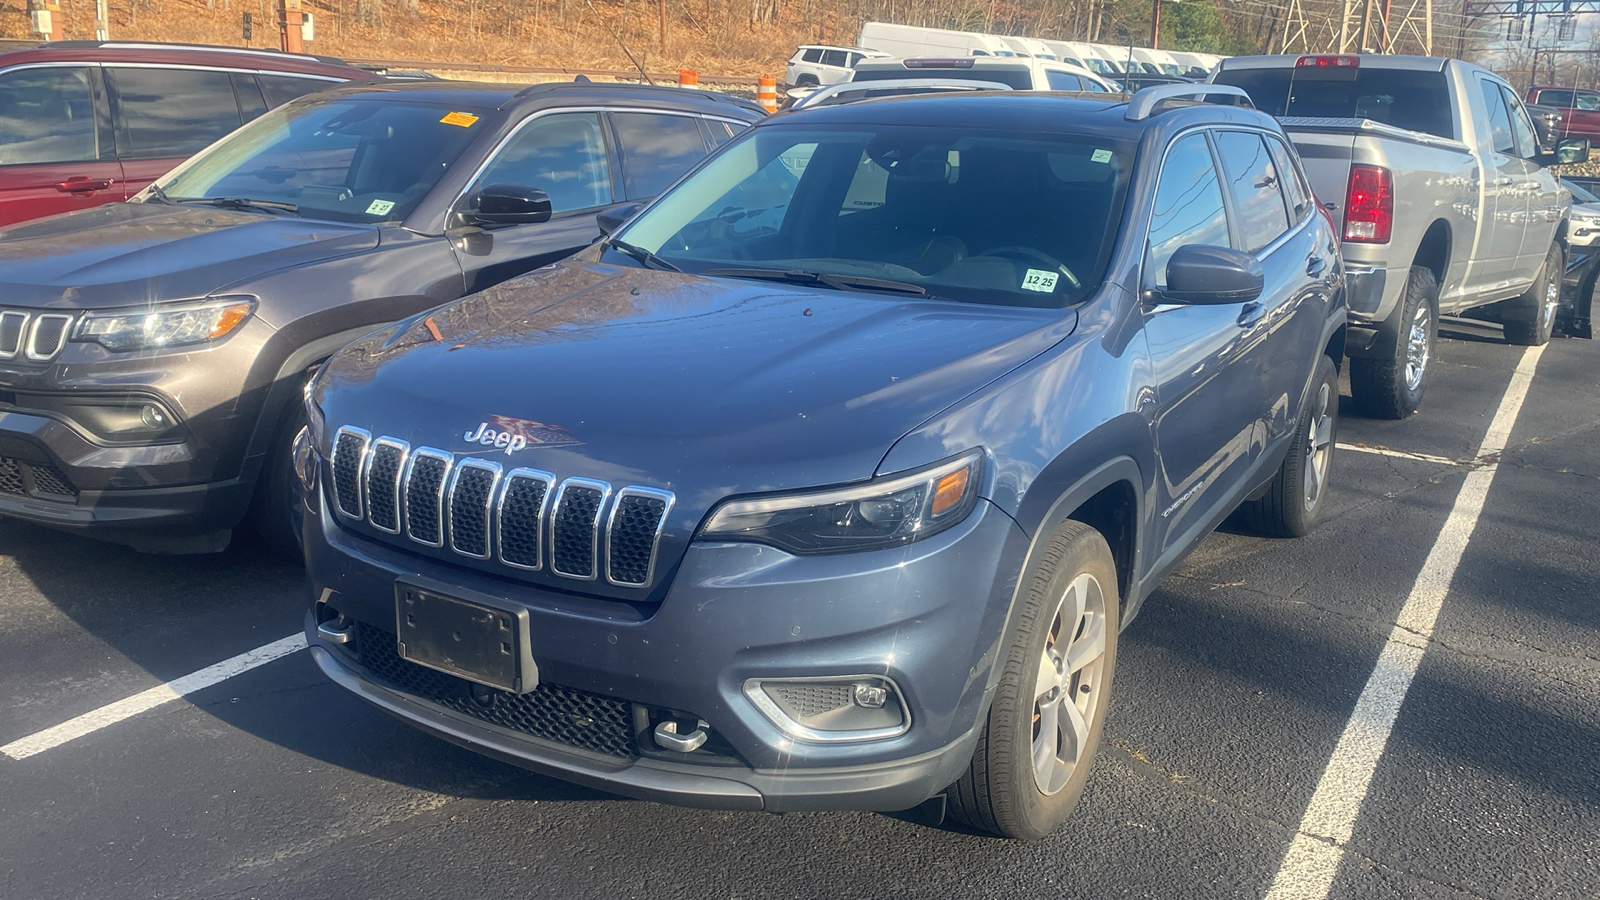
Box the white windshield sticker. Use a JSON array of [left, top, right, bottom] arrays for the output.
[[1022, 268, 1059, 292], [366, 199, 396, 216], [1091, 148, 1113, 164]]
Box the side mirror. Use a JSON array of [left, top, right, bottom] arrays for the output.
[[1163, 245, 1264, 304], [464, 183, 551, 227], [597, 201, 645, 236], [1548, 137, 1591, 166]]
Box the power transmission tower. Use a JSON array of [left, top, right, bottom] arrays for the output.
[[1281, 0, 1313, 52]]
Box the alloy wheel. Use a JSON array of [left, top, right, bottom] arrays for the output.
[[1031, 572, 1109, 795], [1405, 302, 1431, 392], [1303, 380, 1334, 511]]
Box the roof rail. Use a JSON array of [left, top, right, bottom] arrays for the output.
[[1124, 83, 1252, 121]]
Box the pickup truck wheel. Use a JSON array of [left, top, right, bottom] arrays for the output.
[[947, 520, 1117, 840], [1351, 265, 1437, 419], [1240, 354, 1339, 538], [1503, 243, 1562, 346]]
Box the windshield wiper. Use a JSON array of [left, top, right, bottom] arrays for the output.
[[705, 267, 929, 297], [142, 182, 172, 205], [167, 196, 300, 215], [608, 238, 680, 272]]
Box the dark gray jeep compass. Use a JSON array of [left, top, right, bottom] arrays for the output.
[[301, 86, 1347, 838], [0, 79, 758, 552]]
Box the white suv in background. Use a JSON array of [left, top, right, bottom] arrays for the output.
[[849, 56, 1119, 93], [786, 45, 891, 88]]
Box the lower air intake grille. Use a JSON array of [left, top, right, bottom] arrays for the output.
[[0, 456, 76, 500], [354, 623, 636, 759], [0, 458, 23, 495], [27, 461, 75, 497]]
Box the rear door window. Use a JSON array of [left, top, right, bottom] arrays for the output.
[[258, 74, 338, 107], [1146, 133, 1231, 289], [821, 50, 849, 68], [611, 111, 709, 199], [1214, 131, 1291, 253], [106, 67, 243, 159], [474, 111, 613, 213], [802, 48, 823, 63], [231, 73, 269, 123], [0, 66, 101, 166]]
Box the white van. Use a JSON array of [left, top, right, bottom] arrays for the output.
[[858, 22, 1014, 59], [1051, 41, 1125, 78], [1000, 36, 1058, 60], [1127, 47, 1185, 75], [1088, 44, 1141, 74], [850, 56, 1117, 93]]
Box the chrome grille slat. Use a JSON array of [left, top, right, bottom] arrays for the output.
[[404, 449, 452, 547], [331, 427, 674, 588], [606, 487, 674, 587], [447, 460, 500, 559], [496, 468, 554, 571], [331, 427, 371, 519], [26, 314, 72, 361], [550, 478, 609, 581], [0, 312, 28, 359], [364, 439, 408, 534]]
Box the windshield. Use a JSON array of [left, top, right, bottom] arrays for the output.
[[854, 66, 1035, 91], [155, 98, 487, 224], [1565, 179, 1600, 204], [612, 123, 1133, 308]]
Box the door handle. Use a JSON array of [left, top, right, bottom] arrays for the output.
[[1236, 301, 1264, 328], [1306, 255, 1326, 277], [55, 177, 112, 194]]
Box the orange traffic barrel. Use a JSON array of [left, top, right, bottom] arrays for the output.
[[679, 69, 699, 89], [758, 74, 778, 113]]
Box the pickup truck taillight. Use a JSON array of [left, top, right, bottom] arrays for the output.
[[1344, 164, 1393, 243]]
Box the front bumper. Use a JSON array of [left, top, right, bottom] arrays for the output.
[[304, 486, 1031, 812], [0, 406, 253, 545]]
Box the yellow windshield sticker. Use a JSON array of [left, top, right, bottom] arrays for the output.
[[440, 111, 480, 127]]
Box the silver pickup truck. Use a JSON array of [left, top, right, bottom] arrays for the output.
[[1213, 54, 1589, 418]]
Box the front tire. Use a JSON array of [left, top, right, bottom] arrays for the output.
[[1350, 265, 1437, 419], [246, 380, 310, 558], [947, 520, 1118, 839], [1240, 354, 1339, 538], [1503, 242, 1562, 346]]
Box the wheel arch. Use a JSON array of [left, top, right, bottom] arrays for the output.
[[1413, 219, 1451, 287], [1018, 457, 1145, 628]]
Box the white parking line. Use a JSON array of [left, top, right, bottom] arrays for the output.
[[1, 633, 306, 761], [1335, 442, 1465, 467], [1266, 344, 1546, 900]]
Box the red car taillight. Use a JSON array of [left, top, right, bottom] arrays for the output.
[[1343, 164, 1393, 243]]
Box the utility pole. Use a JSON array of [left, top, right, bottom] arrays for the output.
[[1150, 0, 1161, 49], [1356, 0, 1372, 52], [1339, 0, 1354, 52], [280, 0, 304, 52], [658, 0, 667, 53]]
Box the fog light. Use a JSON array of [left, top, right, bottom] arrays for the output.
[[140, 404, 168, 429], [746, 675, 909, 742]]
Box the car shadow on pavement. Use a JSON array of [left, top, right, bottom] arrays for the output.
[[0, 519, 625, 805]]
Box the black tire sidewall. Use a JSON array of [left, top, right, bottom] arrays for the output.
[[1396, 266, 1438, 412], [1281, 355, 1340, 535], [992, 523, 1119, 839]]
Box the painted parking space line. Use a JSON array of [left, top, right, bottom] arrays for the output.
[[1266, 344, 1547, 900], [1335, 442, 1467, 467], [1, 633, 306, 761]]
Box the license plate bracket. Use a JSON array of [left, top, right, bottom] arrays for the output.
[[394, 580, 538, 693]]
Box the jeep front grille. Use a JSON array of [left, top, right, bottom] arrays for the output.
[[328, 429, 672, 587], [0, 311, 76, 362]]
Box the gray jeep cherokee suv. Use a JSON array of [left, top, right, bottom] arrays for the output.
[[0, 80, 758, 551], [301, 86, 1347, 838]]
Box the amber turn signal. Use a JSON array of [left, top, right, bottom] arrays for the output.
[[930, 465, 972, 517]]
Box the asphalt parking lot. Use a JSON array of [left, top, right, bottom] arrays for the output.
[[1, 318, 1595, 900]]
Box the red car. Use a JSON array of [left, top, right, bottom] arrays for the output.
[[0, 41, 373, 227], [1525, 85, 1600, 143]]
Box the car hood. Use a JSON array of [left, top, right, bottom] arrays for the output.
[[314, 260, 1075, 527], [0, 202, 380, 309]]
